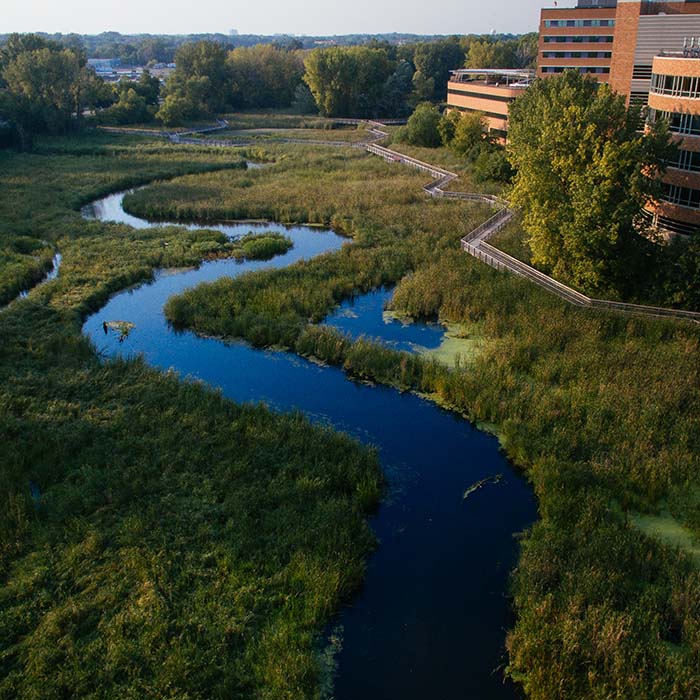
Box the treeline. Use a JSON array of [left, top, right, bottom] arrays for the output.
[[0, 31, 539, 138], [158, 34, 537, 123], [0, 34, 109, 149], [0, 31, 535, 66]]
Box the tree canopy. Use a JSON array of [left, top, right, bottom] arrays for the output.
[[227, 44, 304, 109], [466, 34, 538, 70], [157, 41, 230, 123], [0, 33, 101, 149], [303, 46, 394, 118], [507, 71, 674, 296]]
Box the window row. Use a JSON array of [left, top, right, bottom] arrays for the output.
[[650, 72, 700, 98], [540, 66, 610, 74], [543, 35, 613, 43], [544, 19, 615, 27], [447, 88, 514, 104], [649, 109, 700, 135], [666, 148, 700, 173], [661, 183, 700, 209], [542, 51, 611, 59]]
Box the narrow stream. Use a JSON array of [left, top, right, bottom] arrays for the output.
[[81, 187, 536, 700]]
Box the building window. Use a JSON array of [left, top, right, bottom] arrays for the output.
[[666, 148, 700, 173], [540, 66, 610, 74], [649, 108, 700, 135], [650, 72, 700, 98], [661, 183, 700, 209], [542, 51, 612, 59], [544, 19, 615, 28], [543, 35, 613, 43]]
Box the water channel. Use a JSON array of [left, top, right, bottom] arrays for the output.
[[81, 186, 537, 700]]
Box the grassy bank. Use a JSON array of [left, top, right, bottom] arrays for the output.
[[0, 134, 383, 699], [0, 130, 250, 306], [139, 144, 700, 699]]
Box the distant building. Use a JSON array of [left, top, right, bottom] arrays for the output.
[[87, 58, 122, 74], [445, 69, 534, 140]]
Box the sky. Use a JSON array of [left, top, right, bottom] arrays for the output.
[[4, 0, 548, 36]]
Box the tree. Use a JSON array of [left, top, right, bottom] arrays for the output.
[[291, 84, 318, 115], [412, 38, 465, 100], [516, 33, 539, 69], [409, 70, 435, 108], [157, 41, 230, 123], [466, 39, 517, 69], [227, 44, 304, 109], [473, 146, 513, 183], [303, 46, 393, 118], [132, 70, 161, 105], [399, 102, 442, 147], [379, 60, 413, 117], [450, 110, 488, 156], [0, 37, 93, 149], [507, 71, 675, 296], [438, 109, 461, 146]]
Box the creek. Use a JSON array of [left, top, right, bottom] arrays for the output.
[[81, 186, 536, 700]]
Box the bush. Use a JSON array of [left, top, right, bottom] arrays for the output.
[[399, 102, 442, 148]]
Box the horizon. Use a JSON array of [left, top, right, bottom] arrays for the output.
[[4, 0, 544, 37]]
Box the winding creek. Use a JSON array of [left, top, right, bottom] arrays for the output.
[[80, 186, 537, 699]]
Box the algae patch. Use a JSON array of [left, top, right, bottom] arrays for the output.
[[631, 511, 700, 568], [419, 322, 485, 368]]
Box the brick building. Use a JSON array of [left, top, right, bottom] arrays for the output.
[[538, 1, 700, 106], [647, 51, 700, 234]]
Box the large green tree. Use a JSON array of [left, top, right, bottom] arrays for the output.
[[508, 71, 674, 296], [466, 35, 538, 70], [157, 41, 230, 124], [0, 35, 96, 149], [412, 38, 465, 101], [303, 46, 393, 118], [227, 44, 304, 109]]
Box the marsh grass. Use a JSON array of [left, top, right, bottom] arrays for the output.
[[4, 123, 700, 700], [0, 132, 383, 700], [146, 142, 700, 700]]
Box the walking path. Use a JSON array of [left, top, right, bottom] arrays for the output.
[[99, 119, 700, 323]]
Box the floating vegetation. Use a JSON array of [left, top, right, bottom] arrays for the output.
[[630, 511, 700, 568], [419, 322, 486, 369], [463, 474, 503, 500], [103, 320, 135, 342]]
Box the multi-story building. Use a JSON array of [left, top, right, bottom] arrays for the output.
[[538, 1, 700, 105], [537, 0, 618, 82], [647, 50, 700, 234], [537, 0, 700, 234], [445, 69, 534, 140]]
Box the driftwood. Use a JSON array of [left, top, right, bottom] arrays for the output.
[[463, 474, 503, 500]]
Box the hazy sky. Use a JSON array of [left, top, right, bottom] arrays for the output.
[[4, 0, 547, 36]]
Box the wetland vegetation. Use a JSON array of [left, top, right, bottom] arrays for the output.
[[1, 122, 699, 700], [0, 134, 383, 699], [131, 140, 700, 699]]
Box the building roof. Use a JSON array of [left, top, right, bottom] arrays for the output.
[[450, 69, 535, 80], [449, 69, 535, 87]]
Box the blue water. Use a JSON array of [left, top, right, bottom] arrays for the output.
[[324, 287, 445, 353], [82, 187, 536, 700]]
